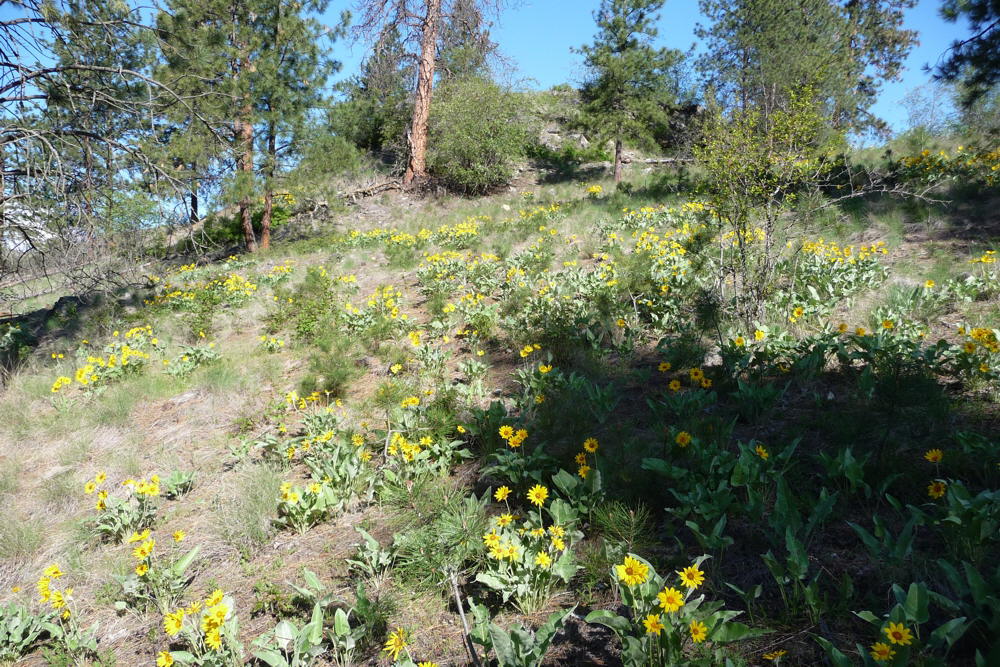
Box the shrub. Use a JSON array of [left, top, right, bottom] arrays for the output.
[[427, 77, 531, 193], [0, 322, 33, 378], [202, 197, 295, 246], [526, 141, 610, 176], [298, 333, 359, 397]]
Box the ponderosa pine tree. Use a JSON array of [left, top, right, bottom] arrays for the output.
[[156, 0, 340, 251], [696, 0, 917, 134], [44, 0, 154, 222], [437, 0, 497, 82], [1, 0, 180, 292], [937, 0, 1000, 106], [353, 0, 506, 186], [254, 2, 344, 249], [156, 0, 260, 251], [576, 0, 683, 183], [151, 15, 227, 228], [329, 24, 414, 158]]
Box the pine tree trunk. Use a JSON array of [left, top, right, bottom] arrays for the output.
[[259, 3, 280, 251], [0, 146, 5, 236], [261, 120, 276, 251], [614, 138, 623, 183], [237, 41, 257, 253], [404, 0, 441, 186], [83, 136, 94, 215], [230, 2, 256, 252], [237, 113, 256, 252], [189, 161, 199, 224], [189, 189, 198, 224]]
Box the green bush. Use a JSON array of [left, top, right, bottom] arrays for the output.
[[427, 77, 531, 193], [0, 322, 33, 378], [299, 333, 359, 398], [202, 201, 294, 246], [526, 141, 611, 176], [327, 93, 410, 158], [292, 132, 365, 182]]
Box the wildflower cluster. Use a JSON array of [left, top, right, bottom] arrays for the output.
[[896, 145, 1000, 185], [259, 261, 294, 286], [258, 335, 285, 352], [161, 590, 242, 664], [498, 424, 529, 448], [88, 473, 160, 542], [275, 480, 339, 534], [788, 238, 889, 305], [343, 284, 410, 334], [953, 324, 999, 379], [34, 564, 99, 661], [477, 484, 581, 612], [588, 555, 755, 665], [118, 529, 199, 613], [516, 202, 563, 226], [146, 270, 258, 309], [36, 565, 73, 621], [163, 342, 219, 377], [52, 325, 158, 392]]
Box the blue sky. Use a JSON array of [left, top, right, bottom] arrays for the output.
[[0, 0, 968, 134], [330, 0, 968, 135]]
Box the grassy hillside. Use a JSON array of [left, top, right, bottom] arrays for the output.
[[0, 172, 998, 666]]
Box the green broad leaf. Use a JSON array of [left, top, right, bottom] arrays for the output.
[[171, 545, 201, 576], [853, 610, 880, 626], [508, 624, 533, 654], [621, 636, 647, 665], [927, 589, 962, 614], [301, 568, 324, 593], [774, 478, 802, 533], [784, 527, 809, 579], [705, 609, 743, 626], [848, 522, 880, 556], [169, 650, 197, 665], [467, 600, 492, 648], [682, 593, 707, 613], [814, 636, 853, 667], [903, 582, 930, 624], [692, 553, 713, 569], [963, 562, 989, 607], [537, 606, 575, 654], [730, 457, 749, 487], [474, 572, 507, 591], [333, 608, 350, 638], [41, 621, 63, 638], [552, 549, 579, 582], [892, 517, 917, 559], [936, 559, 965, 595], [549, 498, 578, 526], [929, 617, 968, 649], [252, 648, 289, 667], [274, 620, 296, 650], [710, 621, 771, 643], [306, 603, 324, 646], [584, 610, 631, 638], [804, 488, 838, 540], [641, 457, 676, 477], [552, 469, 579, 496], [488, 623, 517, 665]]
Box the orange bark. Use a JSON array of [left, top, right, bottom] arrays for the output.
[[403, 0, 441, 186]]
